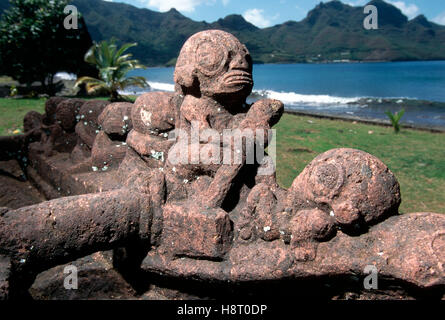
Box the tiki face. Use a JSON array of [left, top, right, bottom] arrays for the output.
[[174, 30, 253, 105], [288, 148, 401, 229]]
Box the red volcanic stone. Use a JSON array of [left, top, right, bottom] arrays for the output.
[[1, 30, 444, 301], [174, 30, 253, 105], [55, 99, 85, 132], [132, 92, 177, 134], [29, 251, 137, 300], [241, 99, 284, 130], [23, 111, 43, 133], [238, 183, 281, 242], [161, 203, 233, 259], [313, 212, 445, 290], [70, 141, 91, 164], [75, 100, 110, 148], [289, 208, 336, 261], [91, 131, 128, 170], [0, 188, 151, 278], [44, 97, 68, 125], [0, 255, 10, 300], [126, 129, 174, 158], [290, 209, 335, 243], [288, 148, 401, 229], [98, 102, 134, 136]]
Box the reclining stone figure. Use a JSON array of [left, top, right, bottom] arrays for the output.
[[0, 30, 443, 300]]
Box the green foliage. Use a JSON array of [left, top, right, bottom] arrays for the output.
[[385, 109, 405, 133], [76, 39, 149, 101], [0, 0, 94, 94], [9, 85, 17, 97]]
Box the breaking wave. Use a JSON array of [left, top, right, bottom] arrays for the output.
[[147, 81, 175, 92], [114, 81, 413, 110], [119, 81, 364, 107], [251, 89, 360, 107]]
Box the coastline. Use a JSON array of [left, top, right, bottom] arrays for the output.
[[284, 110, 445, 133]]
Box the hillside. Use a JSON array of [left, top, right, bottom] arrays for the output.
[[2, 0, 445, 66]]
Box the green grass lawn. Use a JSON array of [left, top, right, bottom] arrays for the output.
[[1, 97, 444, 214], [0, 98, 46, 135], [275, 113, 445, 214]]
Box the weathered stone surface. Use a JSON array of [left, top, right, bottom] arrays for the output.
[[30, 251, 137, 300], [160, 203, 233, 259], [126, 129, 174, 158], [0, 188, 151, 284], [0, 30, 443, 301], [69, 141, 91, 164], [0, 160, 45, 208], [287, 148, 401, 229], [75, 100, 110, 148], [91, 131, 128, 170], [139, 283, 204, 300], [175, 30, 253, 106], [141, 212, 445, 289], [132, 92, 177, 135], [98, 102, 133, 137], [55, 99, 85, 132], [43, 97, 68, 125], [23, 111, 43, 133], [0, 255, 11, 300]]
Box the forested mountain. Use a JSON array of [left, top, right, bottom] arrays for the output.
[[2, 0, 445, 66]]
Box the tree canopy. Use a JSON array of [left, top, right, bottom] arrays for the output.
[[0, 0, 95, 94]]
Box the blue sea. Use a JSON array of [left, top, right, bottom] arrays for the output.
[[126, 61, 445, 128]]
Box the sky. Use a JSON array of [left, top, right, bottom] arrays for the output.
[[104, 0, 445, 28]]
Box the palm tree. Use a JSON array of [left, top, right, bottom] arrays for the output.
[[75, 39, 149, 101], [385, 109, 405, 133]]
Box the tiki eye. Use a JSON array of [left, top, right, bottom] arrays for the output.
[[308, 163, 345, 200], [195, 40, 227, 76]]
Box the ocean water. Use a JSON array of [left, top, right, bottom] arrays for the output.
[[126, 61, 445, 128]]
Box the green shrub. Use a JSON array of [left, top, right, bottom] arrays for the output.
[[385, 109, 405, 133]]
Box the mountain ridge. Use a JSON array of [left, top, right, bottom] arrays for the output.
[[1, 0, 444, 66]]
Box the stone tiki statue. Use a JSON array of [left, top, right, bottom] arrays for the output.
[[0, 30, 444, 300]]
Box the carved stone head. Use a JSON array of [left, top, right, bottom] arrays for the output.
[[288, 148, 401, 230], [174, 30, 253, 105]]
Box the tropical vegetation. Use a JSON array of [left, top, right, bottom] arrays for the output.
[[75, 39, 149, 101]]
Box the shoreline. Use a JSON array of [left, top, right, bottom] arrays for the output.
[[284, 110, 445, 133], [156, 59, 445, 68]]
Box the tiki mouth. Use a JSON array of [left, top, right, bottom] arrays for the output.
[[223, 71, 253, 86]]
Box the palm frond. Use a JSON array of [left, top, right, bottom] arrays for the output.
[[86, 83, 110, 95], [79, 39, 148, 100], [75, 76, 105, 88], [385, 109, 405, 133], [119, 76, 149, 90], [115, 43, 137, 61]]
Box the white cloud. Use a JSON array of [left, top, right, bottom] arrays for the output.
[[385, 1, 420, 19], [144, 0, 213, 13], [344, 0, 420, 19], [433, 11, 445, 25], [243, 8, 273, 28], [222, 0, 230, 6], [345, 0, 367, 6]]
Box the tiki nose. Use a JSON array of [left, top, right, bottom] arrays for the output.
[[230, 53, 250, 70]]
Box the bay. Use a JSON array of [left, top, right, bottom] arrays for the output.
[[127, 61, 445, 128]]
